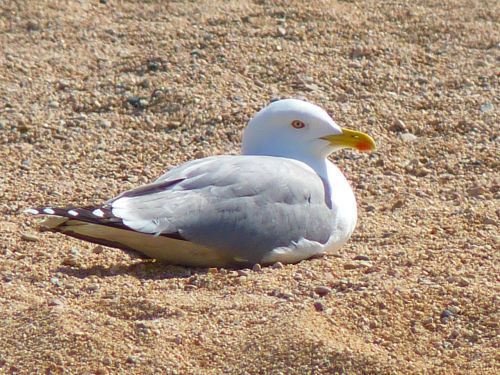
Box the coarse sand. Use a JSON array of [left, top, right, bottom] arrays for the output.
[[0, 0, 498, 374]]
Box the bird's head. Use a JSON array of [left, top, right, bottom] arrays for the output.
[[242, 99, 376, 161]]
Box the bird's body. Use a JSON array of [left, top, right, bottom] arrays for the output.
[[26, 99, 375, 267]]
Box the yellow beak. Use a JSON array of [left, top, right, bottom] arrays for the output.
[[320, 128, 376, 152]]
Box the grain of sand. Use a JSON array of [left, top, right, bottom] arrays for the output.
[[0, 0, 498, 374]]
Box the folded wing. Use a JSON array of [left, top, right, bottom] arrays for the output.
[[109, 155, 334, 262], [28, 155, 334, 265]]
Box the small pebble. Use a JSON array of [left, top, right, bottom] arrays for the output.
[[62, 257, 79, 267], [87, 284, 99, 292], [26, 20, 40, 31], [237, 269, 250, 277], [254, 79, 265, 88], [414, 168, 431, 177], [69, 247, 80, 256], [467, 186, 487, 197], [343, 263, 358, 270], [98, 119, 111, 128], [140, 79, 150, 88], [136, 322, 149, 330], [193, 151, 205, 159], [482, 217, 496, 225], [21, 232, 40, 242], [440, 309, 455, 320], [147, 61, 161, 71], [391, 119, 407, 132], [271, 262, 284, 269], [191, 49, 203, 57], [252, 263, 262, 272], [350, 46, 370, 59], [50, 277, 61, 287], [467, 186, 488, 197], [102, 358, 112, 366], [354, 255, 371, 261], [314, 285, 332, 297], [126, 355, 138, 364], [399, 133, 418, 142], [480, 102, 493, 113], [168, 121, 181, 129], [127, 96, 148, 108], [391, 200, 405, 210], [447, 306, 461, 314], [21, 159, 31, 169], [48, 298, 63, 307], [313, 301, 324, 312], [93, 245, 104, 254], [365, 204, 376, 212]]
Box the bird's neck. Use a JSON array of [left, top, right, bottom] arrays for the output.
[[282, 155, 339, 210], [242, 146, 329, 179], [300, 155, 330, 181]]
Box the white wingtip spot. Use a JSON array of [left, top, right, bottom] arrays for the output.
[[68, 210, 79, 216], [43, 208, 56, 215], [24, 208, 40, 215], [92, 209, 105, 218]]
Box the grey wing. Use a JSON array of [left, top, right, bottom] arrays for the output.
[[110, 155, 334, 262]]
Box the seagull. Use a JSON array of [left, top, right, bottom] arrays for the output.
[[25, 99, 375, 267]]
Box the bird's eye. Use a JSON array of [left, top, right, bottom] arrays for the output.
[[291, 120, 306, 129]]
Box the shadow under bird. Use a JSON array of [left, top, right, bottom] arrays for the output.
[[25, 99, 376, 267]]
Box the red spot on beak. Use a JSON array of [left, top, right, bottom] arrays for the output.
[[357, 141, 372, 152]]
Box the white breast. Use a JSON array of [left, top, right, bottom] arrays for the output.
[[255, 161, 358, 264], [323, 161, 358, 252]]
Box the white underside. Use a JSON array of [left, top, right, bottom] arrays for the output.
[[261, 237, 326, 264], [42, 217, 231, 267], [41, 217, 341, 267]]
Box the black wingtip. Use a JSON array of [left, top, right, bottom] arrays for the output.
[[25, 205, 189, 242]]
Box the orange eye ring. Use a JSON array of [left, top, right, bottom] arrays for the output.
[[291, 120, 305, 129]]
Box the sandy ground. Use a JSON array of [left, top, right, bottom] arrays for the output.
[[0, 0, 498, 373]]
